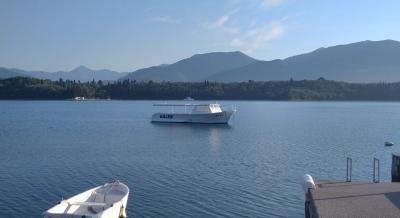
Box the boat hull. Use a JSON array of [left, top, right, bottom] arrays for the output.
[[152, 111, 234, 124]]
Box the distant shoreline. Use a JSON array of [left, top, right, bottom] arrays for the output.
[[1, 77, 400, 101]]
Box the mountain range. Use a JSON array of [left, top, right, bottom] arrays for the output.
[[2, 39, 400, 82], [0, 66, 127, 82], [207, 39, 400, 82], [122, 51, 257, 81]]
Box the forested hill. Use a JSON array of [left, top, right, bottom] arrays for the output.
[[1, 77, 400, 101]]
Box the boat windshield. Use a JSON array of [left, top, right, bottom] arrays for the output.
[[192, 105, 211, 114], [210, 104, 222, 113], [192, 104, 222, 114]]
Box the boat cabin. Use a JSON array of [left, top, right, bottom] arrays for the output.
[[192, 104, 222, 114], [153, 103, 224, 114]]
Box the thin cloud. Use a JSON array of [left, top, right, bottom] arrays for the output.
[[151, 16, 181, 24], [204, 9, 240, 34], [261, 0, 284, 9], [201, 7, 286, 52], [211, 15, 229, 28], [230, 21, 285, 52]]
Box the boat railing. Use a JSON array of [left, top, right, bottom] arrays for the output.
[[153, 103, 210, 106], [153, 103, 209, 114], [66, 201, 108, 206]]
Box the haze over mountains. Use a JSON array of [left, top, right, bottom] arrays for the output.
[[2, 40, 400, 82]]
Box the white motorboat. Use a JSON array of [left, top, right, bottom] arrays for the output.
[[43, 180, 129, 218], [74, 96, 85, 101], [152, 103, 235, 124]]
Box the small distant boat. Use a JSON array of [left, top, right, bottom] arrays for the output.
[[184, 96, 194, 101], [152, 103, 235, 124], [43, 180, 129, 218], [74, 96, 85, 101], [385, 142, 394, 146]]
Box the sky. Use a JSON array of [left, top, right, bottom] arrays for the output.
[[1, 0, 400, 72]]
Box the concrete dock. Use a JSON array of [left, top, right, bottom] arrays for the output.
[[306, 180, 400, 217]]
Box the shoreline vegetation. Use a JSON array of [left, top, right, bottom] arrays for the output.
[[1, 77, 400, 101]]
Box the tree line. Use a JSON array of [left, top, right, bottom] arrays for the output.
[[1, 76, 400, 101]]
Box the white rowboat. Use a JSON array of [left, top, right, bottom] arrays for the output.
[[43, 181, 129, 218]]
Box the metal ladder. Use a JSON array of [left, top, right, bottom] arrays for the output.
[[346, 157, 380, 183], [346, 157, 352, 182], [373, 158, 380, 183]]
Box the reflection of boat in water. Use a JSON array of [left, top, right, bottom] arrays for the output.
[[184, 96, 194, 101], [152, 103, 235, 124], [43, 180, 129, 218]]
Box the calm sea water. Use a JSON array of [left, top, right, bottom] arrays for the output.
[[1, 100, 400, 217]]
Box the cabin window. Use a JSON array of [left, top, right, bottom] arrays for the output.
[[192, 105, 211, 113], [160, 114, 173, 119]]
